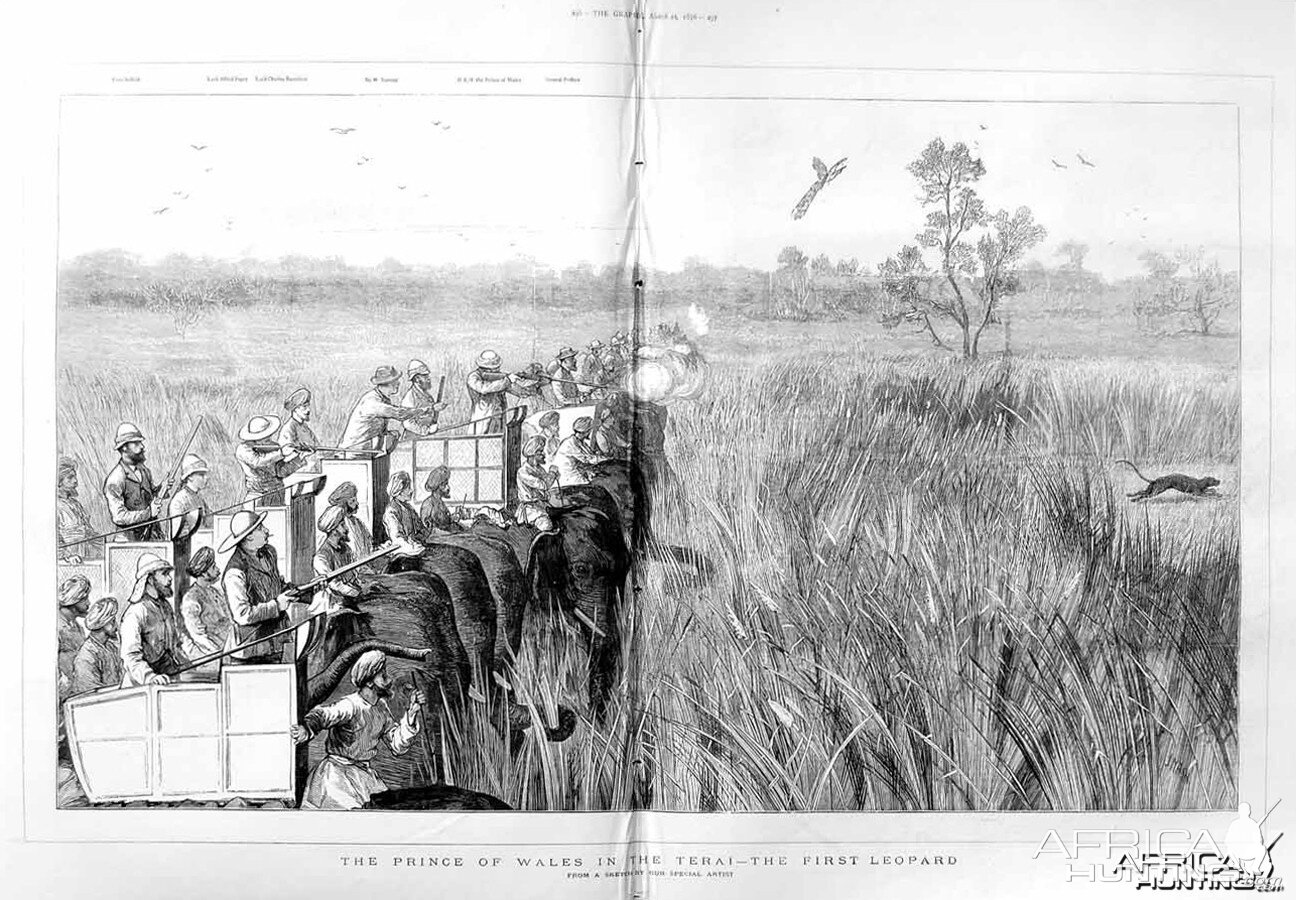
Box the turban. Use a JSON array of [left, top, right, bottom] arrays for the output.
[[387, 471, 412, 496], [522, 436, 544, 457], [572, 416, 594, 436], [283, 387, 311, 411], [351, 650, 387, 688], [58, 457, 77, 479], [186, 547, 216, 578], [59, 576, 91, 608], [84, 597, 119, 631], [538, 411, 560, 428], [328, 482, 358, 505], [317, 504, 348, 535], [424, 465, 451, 492]]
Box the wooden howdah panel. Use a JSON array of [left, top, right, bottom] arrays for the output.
[[64, 664, 297, 804], [399, 410, 525, 512]]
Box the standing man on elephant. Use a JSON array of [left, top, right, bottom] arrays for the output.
[[219, 510, 299, 665], [278, 387, 321, 474], [545, 346, 582, 406], [400, 361, 446, 439], [466, 350, 525, 435], [103, 422, 170, 542], [235, 414, 304, 506], [57, 458, 98, 563], [340, 365, 437, 453]]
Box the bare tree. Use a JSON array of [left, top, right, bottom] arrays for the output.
[[1135, 247, 1236, 335], [775, 245, 815, 318], [1054, 240, 1089, 273], [139, 279, 221, 339], [878, 138, 1047, 358]]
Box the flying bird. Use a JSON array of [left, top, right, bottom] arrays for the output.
[[189, 144, 207, 151], [431, 120, 442, 125], [1077, 152, 1096, 167], [203, 167, 212, 173], [396, 185, 406, 190], [791, 155, 848, 220], [419, 193, 429, 198], [356, 156, 371, 165], [330, 127, 356, 135], [171, 191, 189, 198], [979, 124, 988, 130], [1050, 158, 1067, 169], [152, 207, 169, 215]]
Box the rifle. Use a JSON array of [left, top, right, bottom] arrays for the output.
[[248, 441, 382, 456], [285, 544, 399, 599], [160, 416, 204, 497], [172, 610, 327, 675]]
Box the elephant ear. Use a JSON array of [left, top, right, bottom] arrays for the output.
[[526, 531, 566, 612]]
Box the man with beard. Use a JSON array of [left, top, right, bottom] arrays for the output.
[[278, 387, 321, 474], [382, 472, 431, 565], [537, 411, 562, 457], [57, 458, 99, 563], [291, 650, 427, 810], [558, 415, 607, 483], [219, 510, 299, 666], [592, 394, 633, 459], [515, 437, 563, 533], [576, 340, 609, 402], [167, 453, 213, 561], [57, 576, 91, 699], [418, 465, 464, 537], [339, 365, 436, 453], [399, 360, 446, 439], [326, 482, 378, 562], [102, 423, 170, 542], [314, 506, 363, 612], [235, 414, 305, 506], [466, 350, 525, 435], [119, 553, 190, 686], [72, 598, 123, 695], [545, 346, 581, 406]]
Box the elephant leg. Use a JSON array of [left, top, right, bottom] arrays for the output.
[[575, 606, 621, 724]]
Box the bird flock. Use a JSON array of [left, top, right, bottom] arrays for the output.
[[147, 119, 454, 227]]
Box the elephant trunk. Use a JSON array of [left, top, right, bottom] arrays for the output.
[[307, 640, 433, 707]]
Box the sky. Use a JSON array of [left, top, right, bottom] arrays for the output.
[[59, 94, 1240, 279]]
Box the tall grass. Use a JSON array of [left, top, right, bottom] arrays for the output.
[[56, 307, 1239, 810]]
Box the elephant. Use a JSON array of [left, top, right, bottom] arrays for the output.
[[581, 457, 714, 583], [305, 562, 574, 794], [468, 483, 631, 724]]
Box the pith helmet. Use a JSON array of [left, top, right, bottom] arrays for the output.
[[114, 423, 145, 450]]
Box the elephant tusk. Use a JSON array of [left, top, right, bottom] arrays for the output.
[[572, 607, 607, 638]]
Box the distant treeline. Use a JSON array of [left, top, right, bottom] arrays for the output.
[[58, 247, 1236, 336]]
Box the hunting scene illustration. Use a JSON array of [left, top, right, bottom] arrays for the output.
[[53, 96, 1239, 811]]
